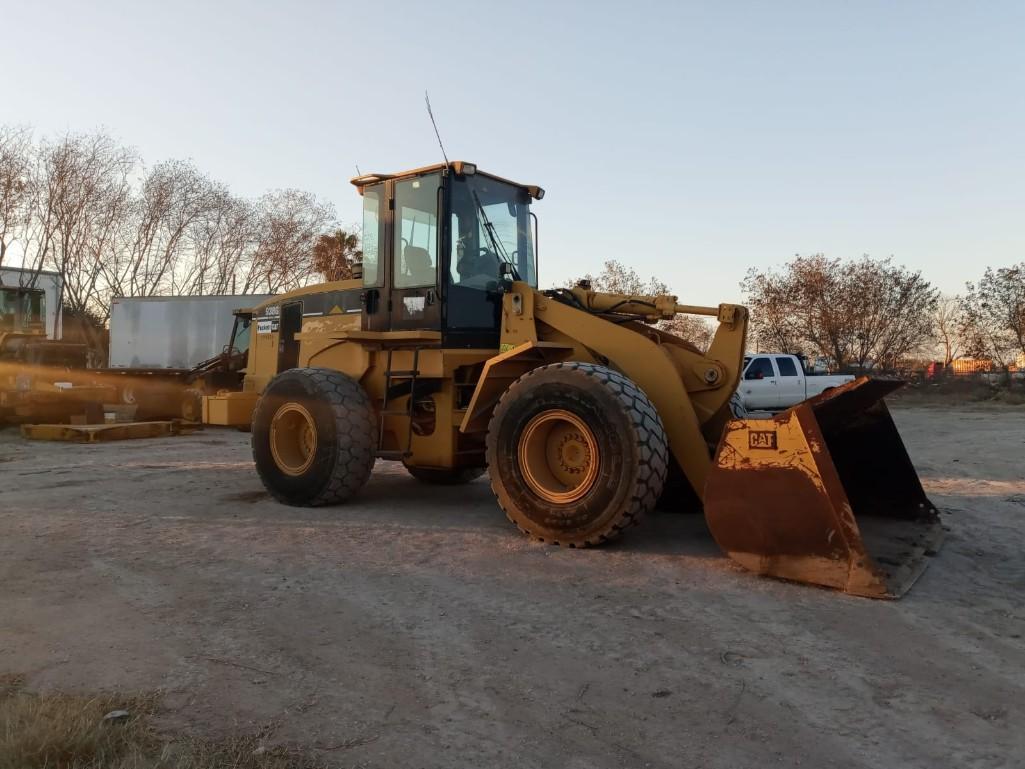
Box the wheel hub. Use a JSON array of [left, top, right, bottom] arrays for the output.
[[269, 403, 318, 476], [518, 409, 599, 504]]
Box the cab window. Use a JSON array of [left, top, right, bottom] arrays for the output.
[[775, 357, 798, 377], [745, 357, 775, 380], [361, 186, 382, 287], [0, 290, 15, 330], [449, 175, 536, 289], [394, 176, 439, 289], [233, 317, 252, 354], [24, 290, 45, 324]]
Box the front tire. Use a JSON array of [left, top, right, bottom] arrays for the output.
[[252, 368, 376, 506], [486, 362, 669, 547]]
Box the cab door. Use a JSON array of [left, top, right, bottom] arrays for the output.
[[774, 355, 805, 406], [360, 184, 389, 332], [741, 356, 779, 409], [390, 175, 442, 332], [277, 301, 303, 372]]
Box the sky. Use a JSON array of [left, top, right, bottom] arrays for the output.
[[2, 0, 1023, 302]]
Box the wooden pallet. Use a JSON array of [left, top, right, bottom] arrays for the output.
[[20, 420, 198, 443]]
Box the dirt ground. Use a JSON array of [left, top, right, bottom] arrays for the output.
[[1, 405, 1022, 769]]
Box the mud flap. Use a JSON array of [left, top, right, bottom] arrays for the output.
[[704, 378, 943, 598]]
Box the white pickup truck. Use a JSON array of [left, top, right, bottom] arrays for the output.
[[737, 353, 855, 412]]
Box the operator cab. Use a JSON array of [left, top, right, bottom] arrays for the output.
[[0, 286, 46, 335], [351, 161, 542, 348]]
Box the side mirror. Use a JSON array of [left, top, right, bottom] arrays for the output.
[[499, 262, 514, 289]]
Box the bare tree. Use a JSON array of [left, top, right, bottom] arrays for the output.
[[742, 255, 938, 370], [1, 122, 339, 330], [932, 294, 965, 365], [34, 132, 137, 321], [741, 263, 806, 354], [572, 259, 668, 296], [658, 314, 715, 352], [180, 189, 258, 295], [961, 264, 1025, 365], [0, 126, 33, 276], [851, 258, 937, 369], [100, 160, 217, 299], [247, 190, 335, 293], [568, 259, 715, 350]]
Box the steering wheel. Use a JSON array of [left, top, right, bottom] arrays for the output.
[[478, 248, 501, 271], [458, 248, 491, 273]]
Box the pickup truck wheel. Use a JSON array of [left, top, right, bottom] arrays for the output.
[[729, 391, 748, 418], [487, 362, 669, 547], [252, 368, 376, 506]]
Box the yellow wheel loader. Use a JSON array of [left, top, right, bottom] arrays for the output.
[[204, 161, 942, 598], [0, 285, 109, 423]]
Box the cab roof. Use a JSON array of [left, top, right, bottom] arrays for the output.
[[350, 161, 544, 200]]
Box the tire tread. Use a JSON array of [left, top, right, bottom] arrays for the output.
[[486, 362, 669, 546], [252, 367, 376, 506]]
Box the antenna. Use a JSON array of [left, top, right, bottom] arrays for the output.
[[424, 90, 450, 168], [355, 163, 362, 176]]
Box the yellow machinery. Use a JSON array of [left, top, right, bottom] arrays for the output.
[[0, 285, 108, 422], [204, 161, 941, 598]]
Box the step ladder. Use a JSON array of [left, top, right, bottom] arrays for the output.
[[377, 347, 420, 461]]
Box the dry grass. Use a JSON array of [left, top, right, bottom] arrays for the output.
[[0, 675, 325, 769]]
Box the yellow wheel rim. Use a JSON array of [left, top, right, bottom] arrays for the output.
[[518, 409, 599, 504], [269, 403, 318, 476]]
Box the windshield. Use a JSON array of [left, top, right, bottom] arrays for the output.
[[0, 288, 45, 332], [24, 290, 44, 325], [449, 176, 536, 289], [232, 316, 252, 354], [0, 290, 13, 331], [361, 186, 382, 287]]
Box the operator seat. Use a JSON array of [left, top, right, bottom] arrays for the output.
[[403, 246, 436, 286]]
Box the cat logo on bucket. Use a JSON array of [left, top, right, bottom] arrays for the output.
[[748, 430, 778, 450]]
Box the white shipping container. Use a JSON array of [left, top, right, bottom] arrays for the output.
[[0, 267, 63, 339], [108, 295, 273, 370]]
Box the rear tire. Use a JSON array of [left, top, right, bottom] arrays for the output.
[[252, 368, 376, 506], [486, 362, 668, 547], [404, 465, 485, 485]]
